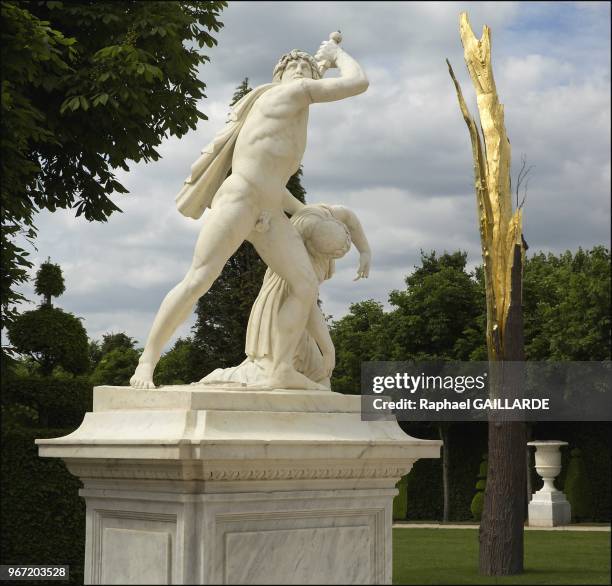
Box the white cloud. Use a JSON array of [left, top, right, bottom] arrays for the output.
[[13, 1, 610, 357]]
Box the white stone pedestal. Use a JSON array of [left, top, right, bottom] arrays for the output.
[[37, 386, 441, 585], [527, 440, 571, 527]]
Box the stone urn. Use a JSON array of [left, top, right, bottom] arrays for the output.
[[527, 440, 571, 527]]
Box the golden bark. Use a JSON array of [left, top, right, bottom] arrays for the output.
[[447, 13, 525, 361], [448, 12, 527, 576]]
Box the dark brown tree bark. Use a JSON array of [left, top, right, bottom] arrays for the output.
[[448, 13, 527, 575], [479, 244, 526, 574], [439, 423, 451, 522], [526, 423, 534, 513]]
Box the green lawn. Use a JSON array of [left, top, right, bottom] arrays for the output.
[[393, 528, 611, 585]]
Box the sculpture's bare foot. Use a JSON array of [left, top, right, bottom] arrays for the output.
[[268, 365, 327, 391], [130, 362, 157, 389]]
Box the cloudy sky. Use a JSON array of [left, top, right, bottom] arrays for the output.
[[16, 1, 611, 351]]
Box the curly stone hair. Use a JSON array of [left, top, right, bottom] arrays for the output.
[[272, 49, 322, 82]]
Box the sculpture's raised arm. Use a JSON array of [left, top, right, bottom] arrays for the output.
[[304, 41, 369, 103], [131, 32, 369, 391]]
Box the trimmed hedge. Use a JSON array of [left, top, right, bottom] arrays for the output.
[[405, 458, 443, 520], [400, 422, 443, 520], [446, 423, 488, 520], [470, 454, 488, 521], [1, 376, 92, 428], [401, 421, 610, 522], [402, 422, 488, 521], [564, 448, 594, 521], [0, 426, 85, 585]]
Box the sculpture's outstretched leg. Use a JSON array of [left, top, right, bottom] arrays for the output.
[[130, 182, 260, 389]]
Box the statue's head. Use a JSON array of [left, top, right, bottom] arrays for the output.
[[273, 49, 321, 82], [306, 218, 351, 259]]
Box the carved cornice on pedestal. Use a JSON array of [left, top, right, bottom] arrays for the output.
[[65, 458, 415, 482]]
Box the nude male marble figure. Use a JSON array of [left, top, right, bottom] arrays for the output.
[[200, 203, 371, 389], [130, 34, 369, 390]]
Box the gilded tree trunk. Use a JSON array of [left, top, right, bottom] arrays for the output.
[[447, 12, 526, 575]]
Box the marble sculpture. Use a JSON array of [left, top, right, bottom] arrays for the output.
[[200, 203, 370, 389], [37, 34, 443, 586], [130, 32, 371, 391]]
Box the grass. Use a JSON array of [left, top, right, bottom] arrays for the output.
[[393, 528, 611, 584]]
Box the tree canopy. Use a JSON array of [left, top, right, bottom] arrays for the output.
[[329, 300, 391, 394], [90, 346, 140, 387], [99, 332, 137, 356], [330, 247, 611, 392], [523, 246, 610, 360], [155, 337, 197, 386], [1, 0, 226, 323], [388, 250, 484, 360], [7, 306, 89, 375], [86, 331, 139, 384], [89, 331, 136, 363], [6, 259, 89, 375], [34, 257, 65, 306]]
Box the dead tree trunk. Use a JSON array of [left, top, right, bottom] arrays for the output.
[[439, 423, 451, 522], [447, 12, 527, 575], [526, 422, 533, 513]]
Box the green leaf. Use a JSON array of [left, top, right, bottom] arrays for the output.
[[1, 0, 227, 332], [59, 96, 80, 113]]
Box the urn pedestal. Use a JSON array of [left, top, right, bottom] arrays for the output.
[[527, 440, 571, 527], [37, 386, 440, 585]]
